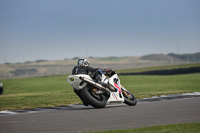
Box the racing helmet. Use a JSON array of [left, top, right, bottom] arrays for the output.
[[0, 82, 3, 87], [77, 59, 89, 66]]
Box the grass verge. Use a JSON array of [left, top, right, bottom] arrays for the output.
[[0, 73, 200, 111], [119, 73, 200, 98], [90, 123, 200, 133], [116, 63, 200, 73]]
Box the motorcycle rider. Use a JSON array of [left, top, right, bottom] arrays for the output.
[[72, 59, 99, 106], [0, 81, 3, 95], [72, 59, 98, 75]]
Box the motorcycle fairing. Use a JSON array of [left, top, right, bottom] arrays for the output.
[[67, 74, 90, 90], [114, 83, 122, 93], [106, 92, 124, 105], [67, 73, 125, 105]]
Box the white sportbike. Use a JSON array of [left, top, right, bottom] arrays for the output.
[[67, 70, 137, 108]]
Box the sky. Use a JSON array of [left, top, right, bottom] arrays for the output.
[[0, 0, 200, 64]]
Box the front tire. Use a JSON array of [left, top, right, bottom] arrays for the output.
[[81, 86, 107, 108], [122, 88, 137, 106]]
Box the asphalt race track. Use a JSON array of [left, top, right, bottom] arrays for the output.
[[0, 97, 200, 133]]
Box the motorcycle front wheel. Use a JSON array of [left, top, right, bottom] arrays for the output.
[[81, 86, 107, 108], [122, 88, 137, 106]]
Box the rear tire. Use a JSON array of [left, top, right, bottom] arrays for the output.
[[81, 86, 107, 108], [122, 88, 137, 106]]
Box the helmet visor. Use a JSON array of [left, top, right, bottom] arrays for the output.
[[78, 59, 84, 66]]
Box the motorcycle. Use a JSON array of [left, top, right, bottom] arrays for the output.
[[67, 70, 137, 108]]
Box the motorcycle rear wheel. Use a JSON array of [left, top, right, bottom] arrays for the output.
[[81, 86, 107, 108], [122, 88, 137, 106]]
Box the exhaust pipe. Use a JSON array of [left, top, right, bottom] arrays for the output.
[[79, 76, 106, 90]]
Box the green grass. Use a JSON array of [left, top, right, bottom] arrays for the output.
[[2, 75, 71, 94], [0, 73, 200, 111], [116, 63, 200, 73], [119, 73, 200, 98], [90, 123, 200, 133], [0, 75, 81, 111], [0, 92, 79, 111]]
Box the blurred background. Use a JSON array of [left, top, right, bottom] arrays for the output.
[[0, 0, 200, 78]]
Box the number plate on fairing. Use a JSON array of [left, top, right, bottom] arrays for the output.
[[106, 92, 124, 105]]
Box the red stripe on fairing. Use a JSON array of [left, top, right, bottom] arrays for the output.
[[114, 83, 121, 93]]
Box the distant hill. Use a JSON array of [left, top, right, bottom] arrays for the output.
[[168, 52, 200, 62], [0, 52, 200, 79], [140, 52, 200, 63], [140, 54, 179, 61]]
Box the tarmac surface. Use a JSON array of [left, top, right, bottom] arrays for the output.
[[0, 95, 200, 133]]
